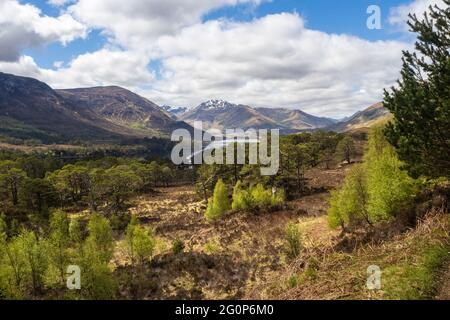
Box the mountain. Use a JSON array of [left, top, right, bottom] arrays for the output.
[[181, 99, 334, 131], [161, 105, 188, 118], [256, 107, 335, 130], [329, 102, 391, 132], [0, 72, 139, 143], [57, 87, 191, 136], [0, 72, 191, 143]]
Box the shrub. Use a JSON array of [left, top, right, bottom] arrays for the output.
[[285, 222, 302, 259], [251, 184, 272, 208], [231, 181, 253, 211], [172, 239, 185, 255], [205, 179, 230, 221], [204, 241, 220, 254], [271, 188, 286, 207]]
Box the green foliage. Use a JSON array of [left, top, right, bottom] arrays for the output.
[[172, 239, 185, 255], [20, 230, 48, 295], [335, 135, 356, 164], [231, 181, 253, 211], [0, 234, 28, 298], [328, 127, 419, 229], [250, 184, 273, 208], [327, 164, 370, 229], [383, 1, 450, 178], [231, 181, 285, 213], [48, 210, 70, 285], [0, 214, 6, 241], [205, 179, 230, 221], [287, 274, 299, 288], [383, 244, 449, 299], [271, 188, 286, 207], [81, 214, 116, 299], [80, 253, 117, 300], [85, 214, 114, 264], [285, 222, 302, 259], [125, 216, 155, 266], [69, 218, 84, 246], [365, 127, 418, 220]]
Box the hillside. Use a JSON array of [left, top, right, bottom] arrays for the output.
[[329, 102, 391, 132], [0, 72, 138, 143], [57, 87, 191, 136], [0, 72, 191, 143]]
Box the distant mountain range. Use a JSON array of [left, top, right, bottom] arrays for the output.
[[0, 72, 391, 144], [179, 99, 336, 131]]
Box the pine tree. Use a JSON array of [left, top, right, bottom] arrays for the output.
[[335, 136, 356, 165], [384, 1, 450, 178]]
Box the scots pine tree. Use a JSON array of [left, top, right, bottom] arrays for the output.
[[384, 1, 450, 178]]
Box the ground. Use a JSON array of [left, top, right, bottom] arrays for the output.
[[111, 166, 347, 300], [111, 165, 449, 300], [436, 262, 450, 300]]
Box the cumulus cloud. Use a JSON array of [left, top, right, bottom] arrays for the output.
[[143, 13, 409, 117], [389, 0, 446, 31], [0, 0, 87, 62], [0, 49, 154, 89], [68, 0, 264, 49]]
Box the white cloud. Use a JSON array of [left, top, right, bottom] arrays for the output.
[[0, 0, 87, 62], [68, 0, 264, 49], [389, 0, 446, 31], [0, 49, 154, 89], [0, 1, 418, 118], [143, 13, 409, 117]]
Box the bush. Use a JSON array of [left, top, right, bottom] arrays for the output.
[[232, 182, 285, 213], [205, 179, 230, 221], [285, 222, 302, 259], [251, 184, 273, 208], [231, 181, 253, 211], [271, 188, 286, 207], [172, 239, 185, 255]]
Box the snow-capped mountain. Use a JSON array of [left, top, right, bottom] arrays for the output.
[[161, 105, 188, 118], [195, 99, 238, 111], [181, 99, 335, 131]]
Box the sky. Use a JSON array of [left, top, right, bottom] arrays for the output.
[[0, 0, 446, 118]]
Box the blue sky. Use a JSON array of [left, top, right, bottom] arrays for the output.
[[0, 0, 441, 117], [27, 0, 409, 69]]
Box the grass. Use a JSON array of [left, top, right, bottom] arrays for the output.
[[383, 243, 449, 299]]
